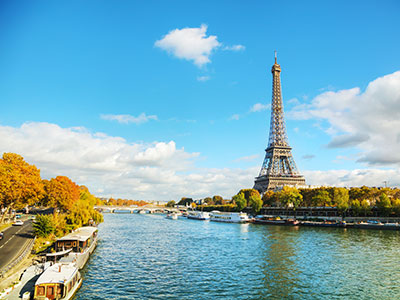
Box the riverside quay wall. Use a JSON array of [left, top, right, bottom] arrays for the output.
[[259, 206, 400, 223]]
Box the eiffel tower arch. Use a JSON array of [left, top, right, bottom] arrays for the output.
[[253, 53, 306, 194]]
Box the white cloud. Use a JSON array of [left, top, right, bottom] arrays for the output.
[[304, 169, 400, 188], [155, 24, 221, 67], [288, 71, 400, 166], [100, 113, 158, 124], [223, 44, 245, 51], [0, 122, 258, 200], [250, 103, 270, 112], [229, 114, 240, 121], [197, 76, 210, 82]]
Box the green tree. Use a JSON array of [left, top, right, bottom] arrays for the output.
[[333, 188, 349, 214], [360, 199, 371, 216], [166, 200, 176, 208], [248, 194, 263, 214], [278, 187, 303, 208], [350, 199, 361, 216], [391, 198, 400, 215], [232, 193, 246, 212], [376, 193, 391, 216], [312, 190, 331, 207], [33, 214, 55, 238]]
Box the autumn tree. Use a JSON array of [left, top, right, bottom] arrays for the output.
[[212, 195, 223, 205], [277, 186, 303, 208], [262, 190, 276, 207], [166, 200, 176, 207], [178, 197, 193, 206], [0, 153, 44, 223], [43, 176, 80, 211]]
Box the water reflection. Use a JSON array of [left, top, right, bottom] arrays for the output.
[[256, 226, 300, 299]]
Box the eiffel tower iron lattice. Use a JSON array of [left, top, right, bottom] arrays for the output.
[[253, 53, 305, 193]]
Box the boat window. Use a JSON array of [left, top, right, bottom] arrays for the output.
[[47, 286, 54, 296], [57, 284, 62, 295], [37, 286, 45, 296], [68, 282, 72, 291]]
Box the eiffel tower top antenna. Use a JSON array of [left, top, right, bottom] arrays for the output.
[[274, 50, 277, 64]]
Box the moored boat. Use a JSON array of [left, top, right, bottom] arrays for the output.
[[33, 263, 82, 300], [210, 212, 249, 223], [187, 211, 210, 220], [166, 213, 179, 220], [56, 226, 98, 269], [254, 216, 299, 225]]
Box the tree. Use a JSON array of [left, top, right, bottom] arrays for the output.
[[360, 199, 371, 216], [178, 197, 193, 206], [248, 194, 263, 214], [33, 214, 55, 238], [203, 197, 213, 205], [392, 198, 400, 215], [262, 190, 276, 207], [376, 193, 391, 216], [232, 193, 247, 212], [350, 199, 361, 216], [166, 200, 176, 208], [312, 190, 331, 207], [278, 187, 303, 208], [212, 195, 223, 205], [333, 188, 349, 214], [0, 153, 44, 223], [43, 176, 80, 211], [66, 188, 103, 229]]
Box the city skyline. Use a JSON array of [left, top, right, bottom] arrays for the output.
[[0, 1, 399, 200]]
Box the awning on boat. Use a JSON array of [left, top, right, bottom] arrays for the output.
[[46, 248, 72, 257]]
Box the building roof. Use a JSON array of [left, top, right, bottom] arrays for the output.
[[35, 263, 78, 285], [57, 226, 97, 242]]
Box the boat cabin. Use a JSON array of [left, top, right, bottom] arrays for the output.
[[34, 263, 81, 300], [55, 227, 98, 254]]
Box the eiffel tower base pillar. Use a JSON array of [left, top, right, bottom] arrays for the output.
[[253, 175, 306, 194]]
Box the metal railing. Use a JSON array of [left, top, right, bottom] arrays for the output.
[[0, 237, 35, 278]]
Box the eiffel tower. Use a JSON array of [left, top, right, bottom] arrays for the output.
[[253, 53, 305, 193]]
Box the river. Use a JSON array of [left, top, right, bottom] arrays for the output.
[[74, 213, 400, 299]]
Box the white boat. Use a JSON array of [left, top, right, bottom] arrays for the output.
[[33, 263, 82, 300], [56, 226, 98, 269], [210, 212, 250, 223], [166, 213, 179, 220], [187, 211, 210, 220]]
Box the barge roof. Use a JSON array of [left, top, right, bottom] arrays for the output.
[[57, 226, 97, 242], [36, 263, 77, 285]]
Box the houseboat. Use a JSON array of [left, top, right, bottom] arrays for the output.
[[187, 211, 210, 220], [254, 216, 299, 226], [55, 226, 98, 269], [33, 263, 82, 300], [166, 213, 179, 220], [210, 212, 249, 223]]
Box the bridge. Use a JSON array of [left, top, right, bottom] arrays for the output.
[[94, 205, 186, 214]]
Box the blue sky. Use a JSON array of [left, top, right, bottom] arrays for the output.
[[1, 0, 399, 200]]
